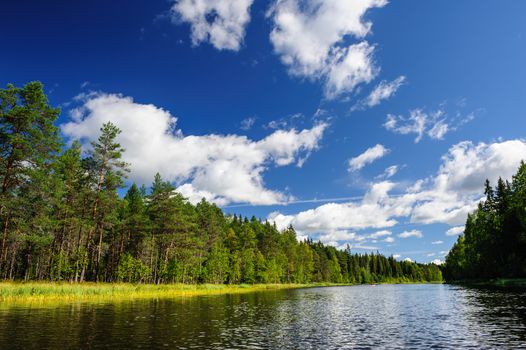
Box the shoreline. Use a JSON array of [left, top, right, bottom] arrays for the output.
[[0, 280, 440, 305], [0, 282, 337, 305], [446, 278, 526, 288]]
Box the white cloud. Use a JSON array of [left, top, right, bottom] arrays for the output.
[[171, 0, 254, 50], [398, 230, 423, 239], [410, 140, 526, 225], [319, 230, 357, 244], [62, 92, 327, 206], [269, 180, 412, 236], [348, 144, 389, 172], [324, 42, 378, 99], [431, 259, 444, 265], [354, 75, 406, 109], [368, 230, 391, 239], [267, 139, 526, 247], [376, 165, 399, 180], [240, 117, 256, 130], [427, 120, 449, 140], [446, 226, 465, 236], [383, 237, 394, 243], [384, 109, 443, 143], [176, 183, 229, 206], [392, 254, 401, 259], [431, 240, 443, 245], [268, 0, 387, 98], [403, 257, 413, 262], [384, 106, 477, 143], [265, 113, 304, 130], [349, 244, 379, 250]]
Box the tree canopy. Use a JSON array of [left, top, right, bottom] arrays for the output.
[[443, 163, 526, 280], [0, 82, 442, 284]]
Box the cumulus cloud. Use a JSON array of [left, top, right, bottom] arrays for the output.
[[269, 180, 412, 236], [410, 140, 526, 225], [176, 183, 229, 206], [62, 92, 327, 206], [323, 42, 378, 99], [446, 226, 465, 236], [354, 75, 406, 110], [268, 139, 526, 246], [268, 0, 387, 98], [319, 230, 357, 245], [368, 230, 391, 239], [348, 144, 390, 172], [431, 259, 444, 265], [398, 230, 423, 239], [171, 0, 254, 50]]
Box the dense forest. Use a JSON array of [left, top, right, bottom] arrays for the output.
[[443, 163, 526, 281], [0, 82, 442, 284]]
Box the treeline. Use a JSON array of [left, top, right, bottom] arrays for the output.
[[0, 81, 442, 284], [443, 163, 526, 280]]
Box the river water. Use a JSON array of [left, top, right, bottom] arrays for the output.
[[0, 284, 525, 349]]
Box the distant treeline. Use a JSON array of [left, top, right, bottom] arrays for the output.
[[0, 81, 442, 284], [443, 163, 526, 281]]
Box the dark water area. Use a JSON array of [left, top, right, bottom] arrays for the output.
[[0, 284, 525, 349]]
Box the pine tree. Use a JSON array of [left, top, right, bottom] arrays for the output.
[[83, 122, 129, 281], [0, 82, 60, 278]]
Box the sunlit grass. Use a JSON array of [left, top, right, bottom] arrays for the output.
[[0, 281, 338, 306], [0, 279, 443, 307]]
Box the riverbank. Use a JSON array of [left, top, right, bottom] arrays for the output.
[[448, 278, 526, 288], [0, 280, 440, 305], [0, 282, 335, 305]]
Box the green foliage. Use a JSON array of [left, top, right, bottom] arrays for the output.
[[116, 253, 150, 283], [444, 162, 526, 280], [0, 81, 442, 285], [50, 252, 73, 281]]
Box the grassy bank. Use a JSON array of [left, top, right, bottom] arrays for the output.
[[0, 282, 336, 305], [448, 278, 526, 288], [0, 280, 443, 306]]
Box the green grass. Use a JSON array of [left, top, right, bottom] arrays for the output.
[[0, 281, 339, 305], [0, 279, 443, 306]]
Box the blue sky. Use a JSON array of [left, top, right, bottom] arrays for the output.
[[2, 0, 526, 263]]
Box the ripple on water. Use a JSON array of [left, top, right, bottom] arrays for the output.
[[0, 284, 526, 349]]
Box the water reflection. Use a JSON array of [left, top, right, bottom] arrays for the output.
[[0, 284, 525, 349]]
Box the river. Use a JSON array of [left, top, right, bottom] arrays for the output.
[[0, 284, 525, 349]]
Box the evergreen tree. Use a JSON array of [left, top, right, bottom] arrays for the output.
[[444, 163, 526, 280]]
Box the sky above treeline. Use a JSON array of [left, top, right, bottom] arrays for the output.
[[2, 0, 525, 264]]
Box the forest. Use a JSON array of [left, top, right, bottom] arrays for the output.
[[443, 163, 526, 280], [0, 81, 442, 284]]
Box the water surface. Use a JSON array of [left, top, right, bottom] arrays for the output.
[[1, 284, 525, 349]]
